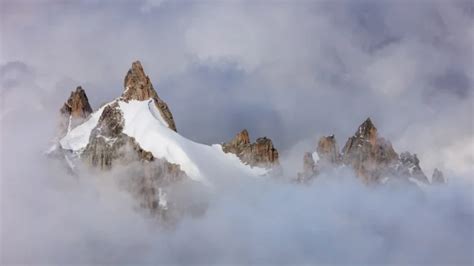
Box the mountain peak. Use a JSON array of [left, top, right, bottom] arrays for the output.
[[353, 117, 378, 147], [60, 86, 93, 118], [232, 129, 251, 146], [122, 60, 158, 101], [58, 86, 93, 136], [342, 117, 398, 183], [222, 129, 279, 168], [121, 61, 177, 132], [316, 135, 341, 166]]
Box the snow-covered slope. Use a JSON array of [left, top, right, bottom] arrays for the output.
[[60, 99, 267, 184], [60, 105, 107, 151]]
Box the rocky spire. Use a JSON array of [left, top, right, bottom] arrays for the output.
[[222, 129, 279, 168], [60, 86, 93, 119], [122, 60, 177, 132], [59, 86, 93, 135], [316, 135, 341, 166], [228, 129, 251, 146], [342, 118, 398, 183], [354, 117, 378, 145], [296, 152, 317, 182], [122, 61, 158, 101], [432, 168, 446, 184]]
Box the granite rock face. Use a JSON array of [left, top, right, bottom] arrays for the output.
[[59, 86, 93, 135], [222, 129, 279, 168], [122, 61, 177, 132], [342, 118, 398, 183]]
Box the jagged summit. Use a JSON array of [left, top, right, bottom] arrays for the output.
[[229, 129, 251, 146], [122, 60, 158, 101], [297, 117, 442, 186], [354, 117, 378, 144], [342, 118, 398, 183], [222, 129, 279, 168], [122, 60, 177, 131], [60, 86, 93, 119], [58, 86, 93, 136], [316, 135, 341, 166]]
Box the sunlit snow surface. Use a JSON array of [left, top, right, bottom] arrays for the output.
[[60, 104, 108, 151], [60, 99, 267, 183]]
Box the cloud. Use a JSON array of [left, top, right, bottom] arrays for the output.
[[0, 1, 473, 264]]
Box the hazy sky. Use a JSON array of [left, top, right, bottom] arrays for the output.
[[1, 1, 474, 264]]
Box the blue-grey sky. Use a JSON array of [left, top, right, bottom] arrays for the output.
[[1, 0, 473, 177]]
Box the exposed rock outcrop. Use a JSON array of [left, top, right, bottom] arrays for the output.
[[222, 129, 279, 168], [342, 118, 398, 183], [59, 86, 93, 135], [296, 152, 317, 182], [432, 168, 446, 184], [79, 101, 186, 220], [296, 118, 439, 186], [397, 152, 429, 183], [122, 61, 177, 132], [317, 135, 341, 167]]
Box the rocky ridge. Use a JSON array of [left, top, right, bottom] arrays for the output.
[[298, 118, 444, 185], [57, 62, 187, 220], [222, 129, 279, 169], [53, 60, 447, 223], [55, 61, 281, 221]]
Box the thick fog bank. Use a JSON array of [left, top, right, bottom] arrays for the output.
[[1, 110, 472, 264]]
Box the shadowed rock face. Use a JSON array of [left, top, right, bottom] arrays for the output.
[[222, 129, 279, 168], [342, 118, 398, 183], [59, 86, 93, 135], [122, 61, 177, 132], [81, 102, 187, 221]]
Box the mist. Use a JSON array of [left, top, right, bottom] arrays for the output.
[[1, 72, 473, 265], [1, 0, 474, 265]]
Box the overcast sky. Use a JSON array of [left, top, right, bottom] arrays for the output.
[[1, 0, 473, 177], [1, 1, 474, 264]]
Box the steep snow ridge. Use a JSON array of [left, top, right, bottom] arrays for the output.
[[119, 100, 201, 179], [60, 98, 267, 183], [60, 104, 109, 151], [119, 100, 268, 183]]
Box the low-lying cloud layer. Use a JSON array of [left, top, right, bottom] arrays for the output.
[[1, 0, 473, 264], [1, 100, 473, 264], [0, 55, 473, 265]]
